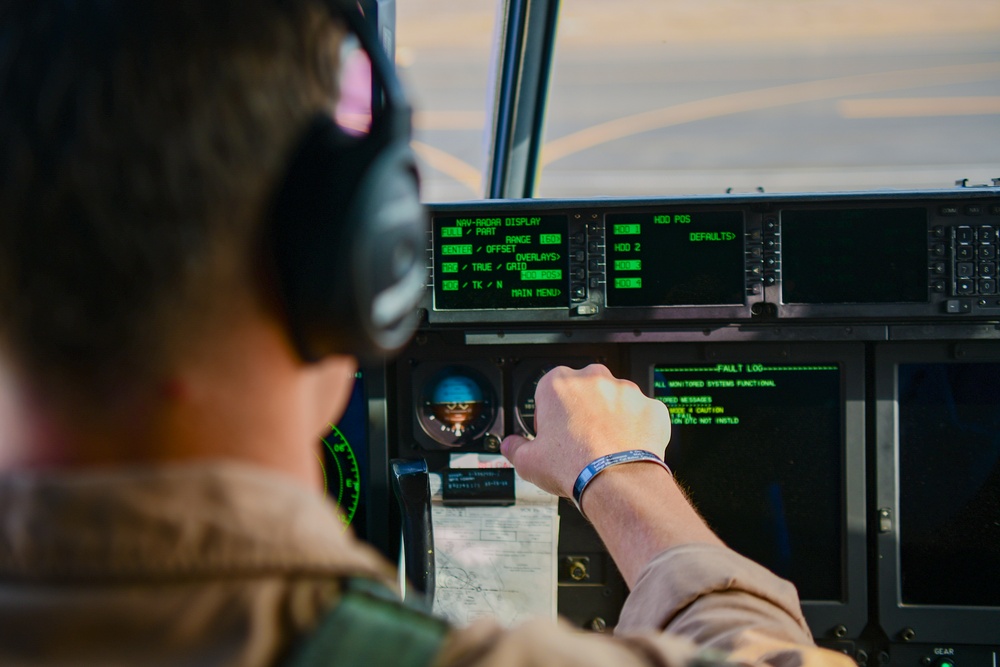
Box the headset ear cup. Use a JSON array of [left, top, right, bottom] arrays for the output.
[[268, 2, 427, 362], [348, 142, 428, 355], [269, 113, 427, 363]]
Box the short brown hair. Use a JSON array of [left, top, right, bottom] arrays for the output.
[[0, 0, 343, 397]]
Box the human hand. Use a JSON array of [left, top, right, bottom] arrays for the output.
[[500, 364, 671, 498]]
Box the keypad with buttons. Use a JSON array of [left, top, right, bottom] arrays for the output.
[[951, 224, 997, 297]]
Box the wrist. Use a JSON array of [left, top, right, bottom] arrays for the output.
[[572, 449, 671, 520]]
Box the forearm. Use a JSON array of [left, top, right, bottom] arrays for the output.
[[580, 462, 723, 588]]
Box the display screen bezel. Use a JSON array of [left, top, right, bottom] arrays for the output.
[[874, 342, 1000, 646]]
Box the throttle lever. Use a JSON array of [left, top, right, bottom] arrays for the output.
[[390, 458, 435, 607]]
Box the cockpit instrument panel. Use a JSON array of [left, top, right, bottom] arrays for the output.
[[393, 188, 1000, 661], [424, 191, 1000, 325]]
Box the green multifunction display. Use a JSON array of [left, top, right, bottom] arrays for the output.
[[433, 215, 570, 309], [650, 361, 843, 602], [606, 211, 745, 307]]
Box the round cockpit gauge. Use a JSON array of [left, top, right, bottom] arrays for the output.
[[318, 425, 361, 530], [516, 366, 555, 437], [418, 366, 497, 447]]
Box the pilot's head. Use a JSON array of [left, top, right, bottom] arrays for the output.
[[0, 0, 424, 420]]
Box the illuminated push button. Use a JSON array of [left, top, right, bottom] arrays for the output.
[[980, 246, 997, 260], [930, 261, 945, 275], [956, 226, 974, 244], [956, 262, 975, 278], [979, 261, 996, 277], [930, 225, 946, 238], [978, 278, 996, 294], [965, 205, 984, 216], [978, 226, 995, 243], [939, 205, 960, 216], [955, 279, 975, 295], [930, 279, 946, 293], [931, 243, 946, 257], [956, 246, 974, 261]]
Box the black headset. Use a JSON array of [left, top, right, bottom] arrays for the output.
[[269, 0, 428, 362]]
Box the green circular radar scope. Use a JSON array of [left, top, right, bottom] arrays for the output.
[[320, 425, 361, 530]]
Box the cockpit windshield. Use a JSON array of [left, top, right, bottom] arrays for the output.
[[398, 0, 1000, 200]]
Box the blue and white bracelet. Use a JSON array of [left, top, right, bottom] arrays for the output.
[[571, 449, 672, 519]]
